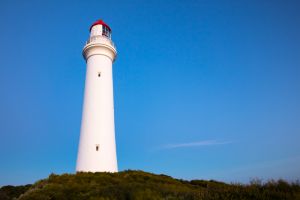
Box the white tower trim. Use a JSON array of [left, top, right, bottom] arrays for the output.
[[76, 20, 118, 172]]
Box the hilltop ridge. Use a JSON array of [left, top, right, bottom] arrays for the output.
[[1, 170, 300, 200]]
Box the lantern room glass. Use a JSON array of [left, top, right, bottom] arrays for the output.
[[102, 26, 111, 38]]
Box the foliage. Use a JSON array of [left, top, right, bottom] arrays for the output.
[[1, 170, 299, 200], [0, 185, 31, 200]]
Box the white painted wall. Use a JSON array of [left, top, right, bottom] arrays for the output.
[[90, 25, 103, 37], [76, 24, 117, 172]]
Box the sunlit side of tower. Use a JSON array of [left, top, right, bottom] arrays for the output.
[[76, 20, 117, 172]]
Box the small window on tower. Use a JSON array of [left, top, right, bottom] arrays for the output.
[[96, 144, 99, 151], [98, 72, 101, 77]]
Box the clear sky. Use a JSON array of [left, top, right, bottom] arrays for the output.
[[0, 0, 300, 186]]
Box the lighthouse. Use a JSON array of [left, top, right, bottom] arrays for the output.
[[76, 20, 118, 172]]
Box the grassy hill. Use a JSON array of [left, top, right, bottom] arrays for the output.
[[1, 170, 300, 200]]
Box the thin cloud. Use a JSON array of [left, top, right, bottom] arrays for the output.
[[161, 140, 233, 149]]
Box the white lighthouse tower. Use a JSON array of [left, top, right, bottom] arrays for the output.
[[76, 19, 118, 172]]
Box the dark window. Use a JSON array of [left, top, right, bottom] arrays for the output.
[[96, 145, 99, 151], [102, 26, 111, 38]]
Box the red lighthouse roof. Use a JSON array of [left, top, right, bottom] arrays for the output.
[[90, 19, 111, 32]]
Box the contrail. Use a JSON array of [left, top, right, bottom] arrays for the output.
[[162, 140, 233, 149]]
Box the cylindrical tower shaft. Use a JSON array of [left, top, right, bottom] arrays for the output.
[[76, 20, 117, 172]]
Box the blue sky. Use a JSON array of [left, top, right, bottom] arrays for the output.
[[0, 0, 300, 185]]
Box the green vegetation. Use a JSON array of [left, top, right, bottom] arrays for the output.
[[1, 170, 300, 200], [0, 185, 31, 200]]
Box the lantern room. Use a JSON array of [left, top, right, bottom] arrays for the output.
[[89, 19, 112, 39]]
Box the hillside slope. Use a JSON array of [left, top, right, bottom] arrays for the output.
[[1, 170, 300, 200]]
